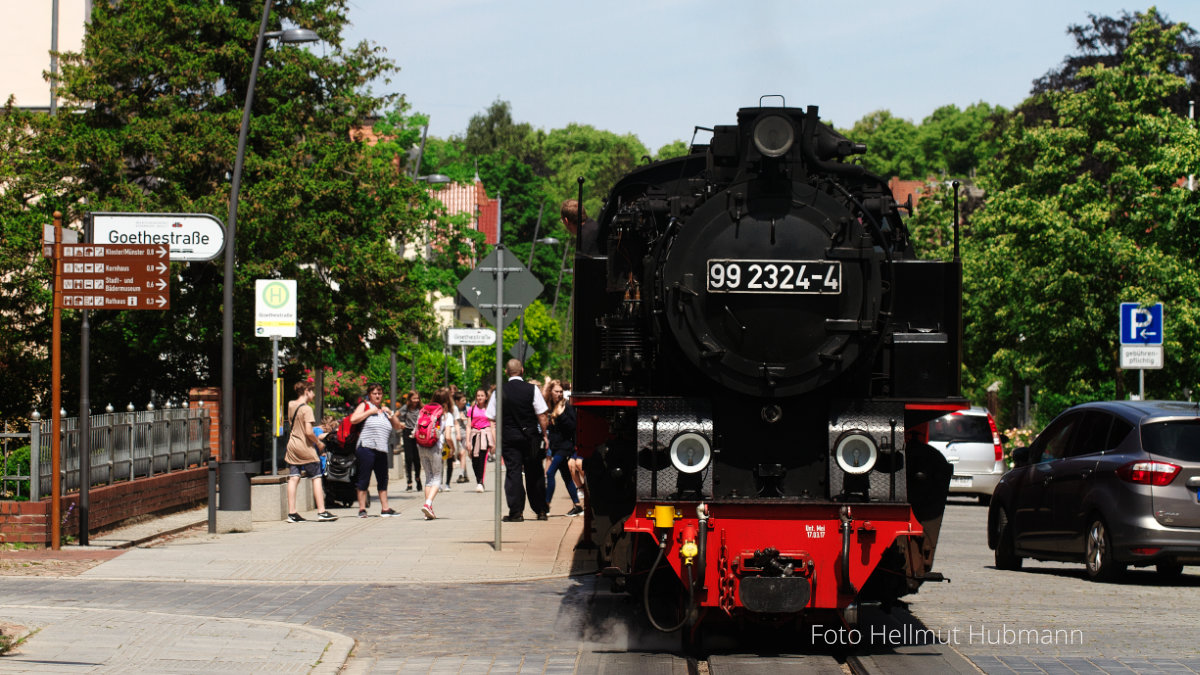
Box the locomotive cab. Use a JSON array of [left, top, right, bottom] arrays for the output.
[[572, 102, 963, 639]]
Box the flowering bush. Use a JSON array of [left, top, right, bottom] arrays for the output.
[[304, 367, 368, 406], [1002, 427, 1037, 467]]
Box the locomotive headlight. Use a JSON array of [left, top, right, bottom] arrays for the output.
[[834, 431, 878, 475], [752, 115, 794, 158], [669, 432, 712, 474]]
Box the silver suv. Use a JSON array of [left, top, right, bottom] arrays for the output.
[[926, 406, 1006, 504], [988, 400, 1200, 581]]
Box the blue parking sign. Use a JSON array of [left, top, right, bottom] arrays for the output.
[[1119, 303, 1164, 345]]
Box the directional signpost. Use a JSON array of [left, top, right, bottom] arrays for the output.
[[456, 245, 543, 551], [1120, 302, 1164, 399], [59, 244, 171, 310], [44, 216, 174, 549]]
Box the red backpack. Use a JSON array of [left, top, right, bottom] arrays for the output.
[[414, 403, 443, 447], [336, 399, 366, 450]]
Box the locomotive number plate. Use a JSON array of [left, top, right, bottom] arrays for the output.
[[706, 259, 841, 294]]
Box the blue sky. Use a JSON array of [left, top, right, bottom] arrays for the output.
[[340, 1, 1197, 152]]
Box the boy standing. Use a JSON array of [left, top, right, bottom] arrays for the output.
[[285, 381, 337, 522]]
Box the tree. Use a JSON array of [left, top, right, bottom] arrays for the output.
[[463, 300, 563, 389], [541, 124, 649, 221], [7, 0, 436, 453], [967, 9, 1200, 423], [654, 140, 690, 161], [843, 110, 926, 179], [0, 102, 56, 417], [916, 103, 1006, 177], [463, 99, 542, 172], [1032, 8, 1200, 117]]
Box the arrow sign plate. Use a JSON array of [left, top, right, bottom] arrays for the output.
[[60, 244, 171, 310]]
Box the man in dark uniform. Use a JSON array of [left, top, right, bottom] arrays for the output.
[[561, 199, 600, 257], [486, 359, 550, 521]]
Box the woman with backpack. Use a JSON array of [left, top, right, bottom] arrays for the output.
[[465, 388, 495, 493], [415, 387, 456, 519], [349, 383, 402, 518], [543, 379, 583, 517], [399, 391, 423, 491]]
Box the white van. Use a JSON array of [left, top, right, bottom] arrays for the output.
[[926, 407, 1006, 504]]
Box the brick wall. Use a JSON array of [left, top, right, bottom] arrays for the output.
[[189, 386, 221, 459], [0, 467, 208, 545]]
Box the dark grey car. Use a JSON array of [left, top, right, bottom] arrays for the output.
[[987, 400, 1200, 581]]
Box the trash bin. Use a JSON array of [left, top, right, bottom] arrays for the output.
[[218, 460, 260, 511]]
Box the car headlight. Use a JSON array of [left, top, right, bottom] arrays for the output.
[[834, 431, 877, 475], [752, 115, 794, 158], [669, 432, 712, 474]]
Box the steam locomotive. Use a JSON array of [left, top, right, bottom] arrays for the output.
[[571, 99, 964, 645]]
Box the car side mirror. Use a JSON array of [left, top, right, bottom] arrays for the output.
[[1012, 446, 1031, 467]]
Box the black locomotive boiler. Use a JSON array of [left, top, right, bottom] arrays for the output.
[[571, 100, 964, 641]]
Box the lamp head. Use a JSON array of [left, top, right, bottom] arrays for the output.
[[266, 28, 320, 44], [416, 174, 452, 184]]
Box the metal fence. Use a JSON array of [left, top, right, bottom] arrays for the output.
[[1, 408, 211, 502], [1, 419, 33, 500]]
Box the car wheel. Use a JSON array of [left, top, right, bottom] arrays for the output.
[[1084, 517, 1125, 582], [994, 508, 1023, 571], [1156, 562, 1184, 580], [977, 494, 991, 506]]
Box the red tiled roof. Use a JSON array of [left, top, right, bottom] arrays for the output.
[[426, 178, 499, 247]]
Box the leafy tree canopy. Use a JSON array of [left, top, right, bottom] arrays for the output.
[[966, 8, 1200, 423], [843, 110, 926, 179], [1031, 6, 1199, 116], [1, 0, 438, 439], [654, 140, 690, 161], [916, 102, 1006, 177]]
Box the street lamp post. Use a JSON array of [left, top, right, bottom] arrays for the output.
[[514, 234, 558, 362], [551, 239, 571, 315], [395, 172, 451, 398], [220, 1, 317, 468]]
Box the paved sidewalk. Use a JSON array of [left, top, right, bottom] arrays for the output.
[[77, 481, 589, 584], [0, 477, 593, 673]]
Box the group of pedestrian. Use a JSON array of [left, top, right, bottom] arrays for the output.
[[280, 356, 584, 524]]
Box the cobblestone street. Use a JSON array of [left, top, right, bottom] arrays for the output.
[[3, 500, 1200, 673], [908, 500, 1200, 671]]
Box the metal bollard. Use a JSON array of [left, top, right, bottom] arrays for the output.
[[207, 459, 217, 534]]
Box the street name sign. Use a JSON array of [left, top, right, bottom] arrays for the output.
[[91, 212, 226, 262], [456, 247, 543, 330], [447, 328, 496, 346], [60, 244, 170, 310], [255, 279, 297, 337]]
